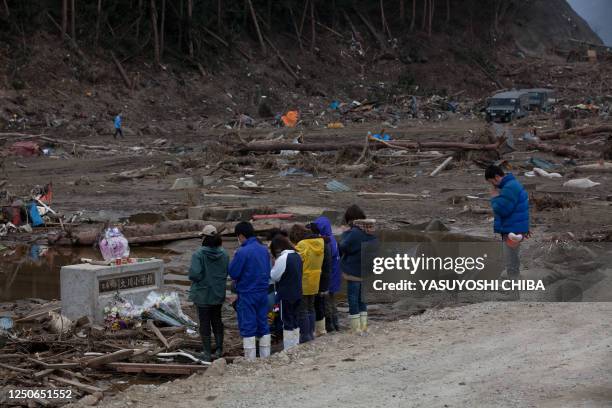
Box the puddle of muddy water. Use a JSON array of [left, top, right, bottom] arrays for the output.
[[0, 245, 183, 302], [0, 237, 243, 303]]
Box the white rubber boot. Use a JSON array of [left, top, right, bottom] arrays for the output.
[[283, 330, 294, 350], [292, 328, 300, 348], [259, 334, 271, 358], [243, 336, 256, 360]]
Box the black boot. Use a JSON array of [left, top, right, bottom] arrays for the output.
[[213, 329, 224, 359], [325, 316, 334, 333], [332, 314, 340, 331], [198, 336, 212, 362]]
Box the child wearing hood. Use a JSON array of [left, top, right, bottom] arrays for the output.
[[290, 224, 324, 343], [188, 225, 229, 361], [311, 216, 341, 332]]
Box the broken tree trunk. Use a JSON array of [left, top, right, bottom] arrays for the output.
[[539, 125, 612, 141], [575, 162, 612, 173], [150, 0, 160, 65], [528, 142, 600, 159], [354, 9, 387, 49], [310, 0, 316, 52], [237, 138, 501, 153], [38, 136, 114, 151], [111, 51, 132, 88], [357, 192, 421, 200], [263, 36, 299, 80], [288, 5, 304, 51], [247, 0, 266, 54]]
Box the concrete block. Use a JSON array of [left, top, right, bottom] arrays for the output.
[[171, 177, 196, 190], [60, 260, 164, 324], [201, 176, 217, 186]]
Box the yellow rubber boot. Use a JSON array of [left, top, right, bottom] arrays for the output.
[[360, 312, 368, 336], [315, 318, 327, 337], [349, 314, 362, 335]]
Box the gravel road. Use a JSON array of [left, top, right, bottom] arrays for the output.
[[89, 302, 612, 408]]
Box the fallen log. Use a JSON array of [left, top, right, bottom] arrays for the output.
[[0, 362, 32, 375], [110, 51, 132, 88], [128, 231, 206, 244], [38, 136, 115, 151], [357, 192, 421, 200], [48, 219, 279, 246], [575, 162, 612, 173], [539, 125, 612, 141], [237, 139, 501, 153], [528, 142, 600, 159]]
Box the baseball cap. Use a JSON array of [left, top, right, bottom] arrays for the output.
[[201, 225, 218, 237]]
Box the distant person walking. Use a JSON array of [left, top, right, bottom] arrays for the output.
[[485, 165, 530, 285], [113, 113, 123, 138]]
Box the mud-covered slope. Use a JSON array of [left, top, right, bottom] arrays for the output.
[[511, 0, 602, 55]]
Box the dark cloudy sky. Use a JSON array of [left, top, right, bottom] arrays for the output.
[[568, 0, 612, 45]]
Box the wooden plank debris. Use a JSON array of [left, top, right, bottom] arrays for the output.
[[430, 156, 454, 177], [146, 320, 170, 349], [108, 362, 208, 375], [82, 349, 135, 368], [49, 375, 104, 394]]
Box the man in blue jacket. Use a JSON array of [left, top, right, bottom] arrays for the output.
[[229, 222, 271, 360], [486, 165, 529, 280]]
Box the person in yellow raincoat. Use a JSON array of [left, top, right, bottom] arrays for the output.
[[290, 224, 323, 343]]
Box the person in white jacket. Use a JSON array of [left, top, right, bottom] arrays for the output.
[[270, 236, 303, 350]]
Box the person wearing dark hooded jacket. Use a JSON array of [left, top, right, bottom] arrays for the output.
[[312, 216, 341, 332], [188, 225, 229, 362], [308, 221, 332, 336], [339, 205, 377, 335]]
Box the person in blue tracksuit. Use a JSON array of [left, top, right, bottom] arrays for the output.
[[485, 165, 530, 281], [113, 113, 123, 138], [229, 222, 272, 359], [270, 236, 303, 350], [312, 216, 341, 332]]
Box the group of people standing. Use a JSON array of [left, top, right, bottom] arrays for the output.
[[188, 204, 377, 361]]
